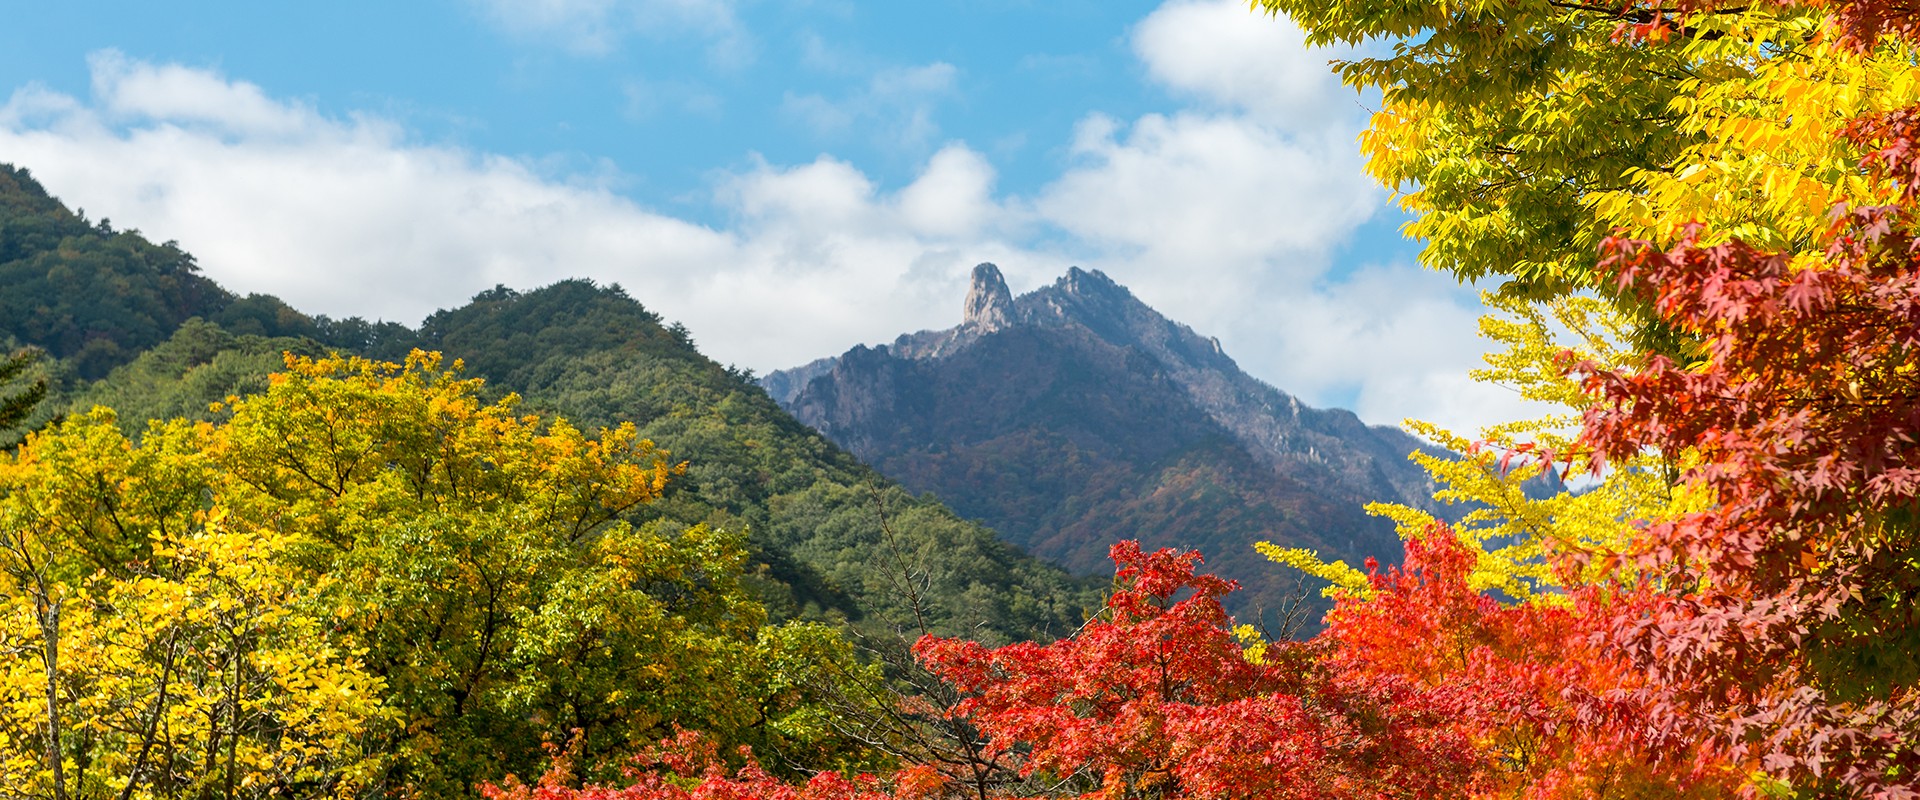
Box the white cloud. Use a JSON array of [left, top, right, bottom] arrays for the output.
[[473, 0, 751, 64], [88, 51, 322, 138], [0, 56, 1049, 376], [721, 154, 878, 233], [0, 31, 1521, 436], [1024, 108, 1528, 432], [1015, 0, 1406, 424], [1132, 0, 1357, 127], [898, 146, 998, 239], [781, 62, 958, 152], [1251, 267, 1544, 432], [1039, 111, 1372, 268]]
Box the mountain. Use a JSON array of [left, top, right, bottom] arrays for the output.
[[2, 163, 1098, 645], [764, 263, 1445, 619]]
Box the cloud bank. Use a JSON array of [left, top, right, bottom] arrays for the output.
[[0, 1, 1537, 436]]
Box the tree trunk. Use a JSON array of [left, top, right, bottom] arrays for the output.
[[38, 593, 67, 800]]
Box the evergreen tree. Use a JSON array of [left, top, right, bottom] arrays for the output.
[[0, 347, 45, 447]]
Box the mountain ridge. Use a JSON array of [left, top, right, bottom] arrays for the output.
[[765, 263, 1446, 617]]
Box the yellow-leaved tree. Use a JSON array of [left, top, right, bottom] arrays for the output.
[[0, 408, 392, 799], [1259, 0, 1919, 303], [0, 352, 868, 799], [1261, 294, 1713, 603]]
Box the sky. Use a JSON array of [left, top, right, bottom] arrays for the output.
[[0, 0, 1537, 435]]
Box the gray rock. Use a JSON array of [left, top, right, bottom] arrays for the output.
[[963, 262, 1015, 333]]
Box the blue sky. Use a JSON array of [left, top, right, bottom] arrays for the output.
[[5, 1, 1179, 220], [0, 0, 1529, 433]]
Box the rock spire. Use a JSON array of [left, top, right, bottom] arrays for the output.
[[963, 262, 1015, 332]]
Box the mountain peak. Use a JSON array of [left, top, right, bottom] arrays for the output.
[[963, 262, 1015, 332], [763, 261, 1449, 619], [1058, 266, 1124, 298]]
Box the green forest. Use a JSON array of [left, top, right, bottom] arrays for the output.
[[6, 0, 1920, 796]]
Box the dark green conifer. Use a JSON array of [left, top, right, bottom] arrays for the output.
[[0, 347, 47, 446]]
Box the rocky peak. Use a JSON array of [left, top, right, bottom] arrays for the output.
[[963, 262, 1015, 332], [761, 261, 1460, 621], [1060, 266, 1122, 297]]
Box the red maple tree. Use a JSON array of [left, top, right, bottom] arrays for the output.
[[1568, 8, 1920, 790], [486, 542, 1491, 800]]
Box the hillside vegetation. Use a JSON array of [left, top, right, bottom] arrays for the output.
[[0, 162, 1104, 795]]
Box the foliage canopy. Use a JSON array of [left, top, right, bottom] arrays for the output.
[[0, 352, 868, 798]]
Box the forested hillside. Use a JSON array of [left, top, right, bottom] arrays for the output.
[[391, 280, 1098, 640], [0, 165, 409, 379]]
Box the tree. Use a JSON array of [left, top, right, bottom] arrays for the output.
[[0, 408, 391, 799], [1247, 0, 1920, 795], [488, 542, 1488, 800], [1323, 523, 1751, 799], [0, 347, 46, 447], [1255, 0, 1917, 314], [1576, 198, 1920, 795], [0, 351, 873, 798]]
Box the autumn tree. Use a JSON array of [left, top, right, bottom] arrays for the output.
[[1252, 0, 1920, 795], [1255, 0, 1916, 308], [1576, 180, 1920, 795], [0, 352, 869, 798], [487, 542, 1490, 800], [0, 408, 391, 799]]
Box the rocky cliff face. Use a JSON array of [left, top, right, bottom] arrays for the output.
[[764, 263, 1448, 620]]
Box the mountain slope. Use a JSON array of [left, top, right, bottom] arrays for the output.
[[390, 281, 1099, 641], [1, 165, 1096, 645], [766, 264, 1445, 617], [0, 164, 412, 378]]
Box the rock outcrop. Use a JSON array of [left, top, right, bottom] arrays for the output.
[[962, 263, 1015, 332]]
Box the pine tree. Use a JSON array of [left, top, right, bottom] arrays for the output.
[[0, 348, 46, 447]]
